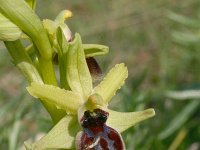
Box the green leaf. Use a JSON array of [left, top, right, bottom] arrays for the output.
[[0, 0, 53, 59], [107, 108, 155, 133], [159, 100, 200, 140], [27, 82, 83, 114], [33, 116, 80, 150], [83, 44, 109, 58], [168, 128, 187, 150], [93, 63, 128, 104], [9, 100, 31, 150], [172, 31, 200, 45], [9, 120, 21, 150], [4, 40, 32, 64], [66, 33, 93, 99], [166, 10, 200, 28], [166, 90, 200, 100], [0, 13, 22, 41]]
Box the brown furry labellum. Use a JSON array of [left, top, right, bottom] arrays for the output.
[[76, 109, 125, 150]]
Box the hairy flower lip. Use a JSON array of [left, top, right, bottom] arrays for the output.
[[29, 107, 155, 150]]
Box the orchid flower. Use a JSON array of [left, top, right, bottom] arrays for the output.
[[26, 33, 155, 150]]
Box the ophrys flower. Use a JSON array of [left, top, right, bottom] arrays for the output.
[[27, 33, 155, 150]]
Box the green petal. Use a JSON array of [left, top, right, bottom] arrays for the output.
[[93, 63, 128, 104], [83, 44, 109, 58], [56, 27, 70, 89], [67, 33, 93, 99], [0, 13, 22, 41], [55, 10, 72, 24], [42, 19, 56, 37], [56, 27, 69, 54], [107, 108, 155, 133], [43, 10, 72, 46], [27, 82, 83, 114], [33, 116, 80, 150], [55, 10, 72, 42]]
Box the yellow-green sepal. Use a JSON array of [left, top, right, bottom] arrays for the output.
[[107, 108, 155, 133], [43, 10, 72, 45], [93, 63, 128, 104], [83, 44, 109, 58], [27, 82, 83, 114], [32, 116, 80, 150], [42, 19, 57, 46], [55, 10, 72, 42], [66, 33, 93, 100]]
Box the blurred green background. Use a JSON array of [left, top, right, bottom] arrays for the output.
[[0, 0, 200, 149]]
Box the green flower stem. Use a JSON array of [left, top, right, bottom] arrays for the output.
[[4, 40, 42, 83], [38, 57, 57, 86], [38, 57, 66, 123], [0, 0, 66, 121], [5, 40, 65, 123], [4, 40, 32, 64], [0, 0, 52, 60], [0, 0, 63, 98]]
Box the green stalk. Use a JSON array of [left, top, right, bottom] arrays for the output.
[[5, 40, 42, 83], [5, 40, 65, 123], [0, 0, 52, 59], [38, 57, 57, 86], [4, 40, 31, 64], [0, 0, 59, 87], [0, 0, 67, 122]]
